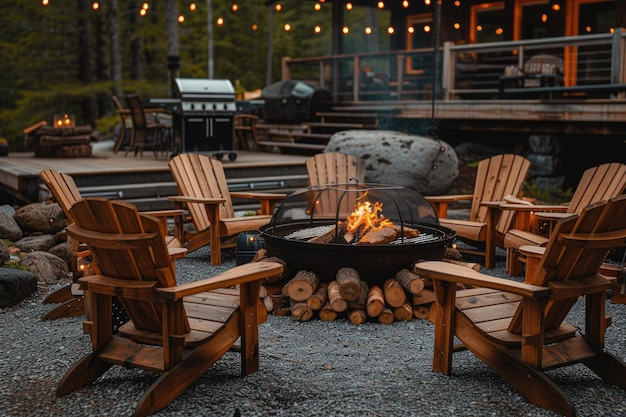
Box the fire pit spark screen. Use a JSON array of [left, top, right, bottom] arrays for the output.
[[260, 183, 456, 284]]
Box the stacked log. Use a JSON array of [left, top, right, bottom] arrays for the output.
[[254, 252, 468, 325]]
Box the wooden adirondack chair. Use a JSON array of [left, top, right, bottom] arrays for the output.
[[503, 162, 626, 275], [56, 197, 283, 417], [413, 195, 626, 417], [305, 152, 366, 186], [426, 154, 531, 269], [39, 169, 186, 320], [168, 153, 285, 265]]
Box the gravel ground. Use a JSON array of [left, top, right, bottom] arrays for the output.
[[2, 246, 626, 417]]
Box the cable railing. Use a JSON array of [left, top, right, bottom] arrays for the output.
[[280, 28, 626, 103]]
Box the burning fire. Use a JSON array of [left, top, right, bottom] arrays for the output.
[[344, 201, 393, 241]]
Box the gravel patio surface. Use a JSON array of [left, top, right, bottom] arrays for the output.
[[2, 246, 626, 417]]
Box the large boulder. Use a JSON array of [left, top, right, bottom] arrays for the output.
[[0, 268, 38, 308], [325, 130, 459, 195], [13, 202, 66, 234], [0, 211, 23, 241], [19, 251, 69, 284]]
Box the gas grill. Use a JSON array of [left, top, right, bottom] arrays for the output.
[[157, 78, 238, 160]]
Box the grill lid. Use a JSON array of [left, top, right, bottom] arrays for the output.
[[174, 78, 235, 100]]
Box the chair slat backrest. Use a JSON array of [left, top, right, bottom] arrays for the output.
[[306, 152, 365, 186], [469, 154, 531, 235], [39, 169, 82, 224], [67, 197, 184, 333], [125, 94, 149, 145], [169, 153, 234, 232], [567, 163, 626, 214], [508, 194, 626, 334]]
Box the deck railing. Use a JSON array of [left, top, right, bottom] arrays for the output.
[[280, 28, 626, 103]]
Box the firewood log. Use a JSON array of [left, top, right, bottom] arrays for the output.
[[412, 289, 436, 306], [307, 283, 328, 310], [251, 248, 267, 262], [283, 270, 320, 302], [358, 227, 398, 244], [272, 306, 292, 316], [395, 269, 425, 295], [259, 256, 291, 283], [259, 285, 268, 299], [366, 285, 385, 318], [290, 300, 314, 321], [336, 267, 362, 301], [393, 302, 413, 321], [377, 307, 395, 324], [392, 224, 420, 238], [327, 280, 348, 312], [348, 309, 367, 325], [319, 302, 338, 321], [308, 225, 341, 244], [413, 304, 432, 320], [383, 278, 406, 307], [263, 294, 288, 312]]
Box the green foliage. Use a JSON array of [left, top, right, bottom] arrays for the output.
[[0, 0, 389, 145], [2, 260, 28, 271], [523, 179, 574, 205]]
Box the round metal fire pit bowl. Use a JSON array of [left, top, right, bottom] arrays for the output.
[[259, 183, 456, 286], [260, 220, 455, 285]]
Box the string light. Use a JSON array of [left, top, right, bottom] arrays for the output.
[[252, 23, 258, 31], [275, 3, 282, 12], [342, 26, 350, 34], [377, 1, 385, 9], [314, 3, 321, 11], [453, 22, 460, 30], [365, 26, 372, 35], [387, 26, 395, 34], [284, 23, 291, 31], [314, 25, 322, 34], [541, 13, 548, 23], [178, 15, 185, 23], [424, 25, 431, 33], [407, 26, 415, 34], [402, 1, 409, 8], [217, 17, 224, 25], [231, 3, 239, 12], [92, 2, 99, 10], [190, 3, 196, 12], [42, 0, 49, 5]]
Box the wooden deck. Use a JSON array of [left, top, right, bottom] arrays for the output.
[[0, 141, 309, 211]]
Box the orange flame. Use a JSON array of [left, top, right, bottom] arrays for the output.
[[345, 200, 393, 233]]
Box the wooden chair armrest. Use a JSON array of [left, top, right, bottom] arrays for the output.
[[229, 192, 286, 200], [533, 211, 571, 222], [425, 194, 473, 218], [156, 262, 284, 300], [168, 195, 226, 205], [78, 275, 158, 301], [425, 194, 474, 204], [413, 261, 550, 299], [143, 209, 185, 218]]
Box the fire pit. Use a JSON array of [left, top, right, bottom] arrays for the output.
[[260, 183, 456, 285]]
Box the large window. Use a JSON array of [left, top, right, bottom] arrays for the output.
[[470, 2, 505, 43], [406, 14, 433, 74], [515, 0, 563, 39]]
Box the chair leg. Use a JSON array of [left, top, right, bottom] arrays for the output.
[[454, 313, 577, 417], [56, 354, 112, 396], [134, 317, 240, 417]]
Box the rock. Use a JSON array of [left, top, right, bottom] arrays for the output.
[[0, 211, 23, 241], [0, 242, 9, 264], [0, 268, 38, 308], [325, 130, 459, 195], [13, 202, 66, 234], [14, 235, 57, 253], [48, 241, 72, 265], [0, 204, 16, 217], [528, 154, 562, 177], [19, 251, 69, 284], [528, 135, 562, 154]]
